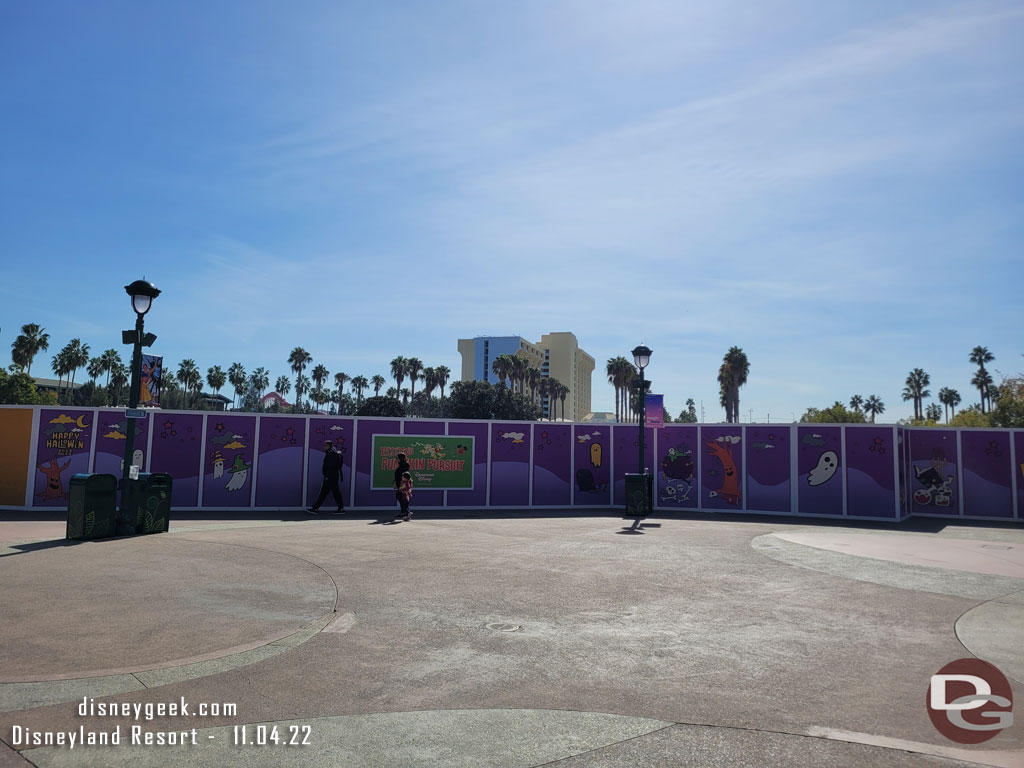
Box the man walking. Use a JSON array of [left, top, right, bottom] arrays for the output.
[[308, 440, 345, 515]]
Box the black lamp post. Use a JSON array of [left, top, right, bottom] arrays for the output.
[[631, 344, 652, 473], [119, 279, 160, 534]]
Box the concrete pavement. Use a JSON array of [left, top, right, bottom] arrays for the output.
[[1, 510, 1022, 767]]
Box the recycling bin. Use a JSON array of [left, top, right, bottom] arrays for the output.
[[624, 473, 653, 517], [121, 473, 173, 535], [67, 473, 118, 540]]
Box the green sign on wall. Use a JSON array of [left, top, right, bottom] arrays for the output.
[[371, 435, 475, 490]]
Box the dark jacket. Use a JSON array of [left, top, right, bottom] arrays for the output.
[[394, 460, 410, 488], [322, 449, 343, 477]]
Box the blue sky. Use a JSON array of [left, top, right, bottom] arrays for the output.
[[1, 1, 1021, 421]]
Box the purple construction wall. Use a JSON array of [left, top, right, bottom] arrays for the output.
[[533, 424, 572, 506], [745, 426, 790, 513], [6, 407, 1023, 521], [573, 425, 611, 506], [150, 412, 203, 507], [797, 426, 843, 516], [446, 421, 488, 507], [255, 415, 307, 508], [656, 426, 698, 510], [701, 425, 743, 510], [490, 422, 531, 507], [961, 430, 1013, 518], [32, 408, 94, 507], [845, 426, 897, 519]]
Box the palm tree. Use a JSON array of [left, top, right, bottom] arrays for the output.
[[99, 349, 122, 387], [296, 373, 312, 411], [421, 368, 437, 398], [925, 403, 943, 422], [405, 358, 423, 401], [400, 387, 411, 408], [207, 365, 227, 397], [57, 339, 89, 404], [718, 347, 750, 424], [386, 386, 398, 399], [969, 346, 995, 413], [904, 368, 930, 420], [971, 369, 994, 414], [350, 375, 368, 405], [176, 359, 201, 407], [610, 358, 633, 422], [228, 363, 247, 408], [87, 356, 104, 386], [491, 354, 512, 388], [558, 383, 569, 422], [332, 371, 348, 400], [13, 324, 49, 375], [948, 388, 961, 420], [526, 367, 541, 406], [289, 348, 312, 412], [51, 349, 70, 404], [250, 367, 270, 403], [606, 358, 622, 421], [390, 357, 406, 396], [937, 387, 959, 424], [435, 366, 451, 400], [864, 395, 885, 423], [310, 387, 329, 413], [849, 395, 864, 414], [275, 375, 291, 401], [371, 374, 386, 396], [110, 363, 129, 405], [311, 364, 329, 393]]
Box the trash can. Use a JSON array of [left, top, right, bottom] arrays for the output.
[[624, 473, 653, 517], [67, 474, 119, 540], [122, 473, 173, 535]]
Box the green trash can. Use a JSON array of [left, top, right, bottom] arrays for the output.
[[122, 473, 173, 535], [624, 473, 653, 517], [67, 474, 119, 540]]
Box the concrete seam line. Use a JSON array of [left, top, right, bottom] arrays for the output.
[[952, 588, 1024, 686], [169, 535, 342, 614], [131, 672, 148, 690], [527, 722, 677, 768]]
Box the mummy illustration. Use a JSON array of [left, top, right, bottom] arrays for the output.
[[590, 442, 602, 468]]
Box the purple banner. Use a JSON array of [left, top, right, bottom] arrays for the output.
[[845, 426, 897, 518], [797, 426, 842, 516], [354, 419, 401, 507], [402, 421, 448, 507], [644, 395, 664, 429], [93, 411, 150, 479], [656, 425, 698, 509], [202, 414, 257, 508], [150, 412, 204, 507], [490, 422, 531, 506], [532, 424, 571, 506], [701, 426, 743, 510], [961, 430, 1013, 518], [255, 415, 307, 508], [574, 425, 611, 506], [306, 417, 354, 510], [745, 426, 790, 513], [33, 408, 95, 507], [907, 429, 958, 516], [446, 421, 489, 507]]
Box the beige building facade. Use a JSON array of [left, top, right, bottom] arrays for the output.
[[457, 332, 595, 421]]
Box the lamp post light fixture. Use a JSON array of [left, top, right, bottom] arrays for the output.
[[119, 279, 160, 534], [631, 344, 652, 474]]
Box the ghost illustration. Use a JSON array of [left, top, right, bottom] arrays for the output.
[[225, 468, 247, 491], [119, 449, 145, 474], [808, 451, 839, 486], [213, 459, 224, 479], [590, 442, 602, 468]]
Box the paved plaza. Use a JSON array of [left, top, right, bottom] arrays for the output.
[[1, 510, 1022, 767]]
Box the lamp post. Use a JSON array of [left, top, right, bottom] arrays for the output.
[[631, 344, 652, 473], [119, 279, 160, 534]]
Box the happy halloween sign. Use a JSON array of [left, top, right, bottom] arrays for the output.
[[371, 435, 474, 490]]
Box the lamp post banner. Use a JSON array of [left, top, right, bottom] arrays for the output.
[[371, 435, 475, 489], [139, 354, 163, 407], [645, 394, 664, 429]]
